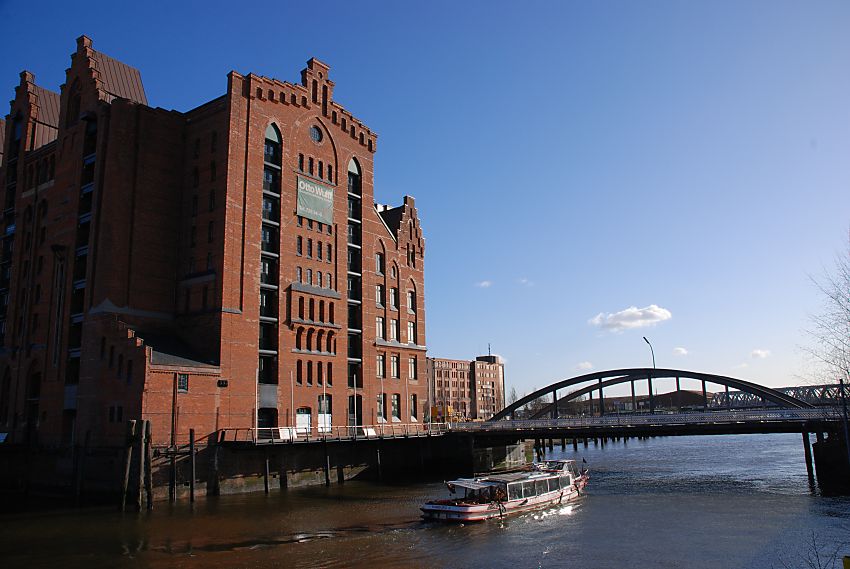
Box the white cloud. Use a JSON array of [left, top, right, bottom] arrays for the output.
[[475, 280, 493, 288], [673, 347, 689, 356], [588, 304, 672, 332], [576, 361, 594, 371], [518, 277, 534, 287], [751, 349, 771, 359], [734, 362, 750, 369]]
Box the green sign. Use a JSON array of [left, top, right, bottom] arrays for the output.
[[296, 176, 334, 225]]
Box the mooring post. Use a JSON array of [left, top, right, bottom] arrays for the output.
[[583, 437, 588, 447], [264, 452, 270, 494], [572, 438, 578, 451], [324, 439, 331, 487], [121, 421, 136, 512], [802, 431, 815, 486], [136, 421, 145, 511], [561, 438, 566, 450], [376, 447, 383, 481], [189, 429, 196, 502], [144, 421, 153, 509]]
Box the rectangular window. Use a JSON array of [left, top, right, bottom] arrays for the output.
[[407, 291, 415, 312], [308, 157, 314, 175], [389, 319, 398, 341], [389, 288, 397, 309], [297, 236, 302, 256], [376, 354, 385, 377], [410, 394, 418, 419], [408, 356, 417, 379], [298, 154, 304, 171], [317, 241, 323, 260], [407, 321, 416, 344], [391, 393, 400, 420], [375, 284, 385, 306], [307, 239, 313, 258], [391, 355, 399, 378], [327, 244, 332, 263], [178, 373, 189, 392], [375, 253, 384, 274], [376, 317, 385, 339]]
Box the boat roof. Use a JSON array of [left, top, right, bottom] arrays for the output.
[[448, 479, 499, 491]]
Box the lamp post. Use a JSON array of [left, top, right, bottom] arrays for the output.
[[643, 336, 656, 413]]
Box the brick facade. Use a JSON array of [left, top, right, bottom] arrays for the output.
[[0, 36, 427, 448]]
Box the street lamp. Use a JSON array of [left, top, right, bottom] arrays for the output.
[[643, 336, 656, 369], [643, 336, 656, 413]]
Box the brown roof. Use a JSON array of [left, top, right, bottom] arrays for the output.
[[92, 49, 147, 105], [33, 85, 60, 128]]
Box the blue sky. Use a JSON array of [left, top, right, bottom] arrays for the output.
[[2, 0, 848, 396]]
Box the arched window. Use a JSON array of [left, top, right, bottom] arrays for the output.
[[298, 297, 305, 319], [327, 331, 334, 353], [306, 329, 314, 351], [329, 303, 335, 323], [317, 362, 324, 385], [264, 124, 282, 165], [316, 330, 325, 353], [309, 299, 315, 321], [347, 159, 362, 196], [296, 327, 304, 350], [296, 360, 303, 385], [307, 361, 313, 385], [327, 363, 333, 386], [319, 300, 325, 322]]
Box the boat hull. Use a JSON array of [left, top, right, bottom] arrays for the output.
[[421, 487, 581, 522]]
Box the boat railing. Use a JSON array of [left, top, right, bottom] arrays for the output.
[[217, 422, 449, 445], [451, 407, 844, 431]]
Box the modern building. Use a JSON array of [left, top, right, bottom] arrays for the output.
[[0, 36, 427, 448], [427, 355, 505, 421]]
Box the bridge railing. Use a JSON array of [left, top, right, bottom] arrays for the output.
[[454, 408, 844, 431], [217, 422, 449, 445]]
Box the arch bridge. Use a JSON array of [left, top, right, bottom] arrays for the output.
[[490, 368, 814, 422]]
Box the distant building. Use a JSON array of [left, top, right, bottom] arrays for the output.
[[426, 355, 505, 421]]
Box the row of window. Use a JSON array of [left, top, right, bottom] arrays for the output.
[[99, 337, 134, 382], [296, 267, 334, 289], [297, 216, 332, 234], [189, 221, 215, 247], [375, 317, 418, 344], [296, 236, 332, 262], [294, 327, 336, 354], [375, 393, 419, 421], [295, 359, 333, 386], [296, 297, 335, 323], [193, 131, 218, 158], [192, 161, 217, 187], [375, 285, 416, 312], [24, 156, 56, 189], [191, 191, 216, 216], [375, 354, 418, 380], [297, 153, 333, 183]]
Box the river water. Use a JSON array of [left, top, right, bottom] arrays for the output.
[[2, 433, 849, 568]]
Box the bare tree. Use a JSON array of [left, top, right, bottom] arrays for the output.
[[507, 386, 519, 407], [804, 231, 850, 465]]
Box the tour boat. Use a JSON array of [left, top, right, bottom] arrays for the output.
[[421, 459, 589, 522]]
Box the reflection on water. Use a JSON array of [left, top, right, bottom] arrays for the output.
[[1, 434, 849, 569]]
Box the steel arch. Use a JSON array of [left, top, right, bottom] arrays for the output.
[[490, 368, 813, 421]]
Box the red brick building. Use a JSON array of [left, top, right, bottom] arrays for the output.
[[427, 355, 505, 421], [0, 36, 427, 448]]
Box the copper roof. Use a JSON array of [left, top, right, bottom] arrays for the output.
[[33, 85, 60, 128], [92, 49, 147, 105]]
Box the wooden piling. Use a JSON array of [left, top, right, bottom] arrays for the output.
[[189, 428, 196, 502], [561, 438, 566, 450], [121, 421, 136, 512], [572, 438, 578, 450], [802, 431, 815, 485], [144, 421, 153, 509], [263, 452, 270, 494], [136, 420, 145, 511]]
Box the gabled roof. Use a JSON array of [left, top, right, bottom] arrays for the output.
[[378, 205, 404, 235], [33, 85, 60, 128], [91, 49, 147, 105], [137, 330, 218, 368]]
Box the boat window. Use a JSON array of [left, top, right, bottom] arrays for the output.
[[521, 481, 535, 498], [547, 478, 559, 493], [559, 475, 571, 489], [508, 483, 522, 501], [535, 479, 548, 495]]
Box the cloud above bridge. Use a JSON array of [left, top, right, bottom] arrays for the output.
[[751, 349, 771, 359], [673, 347, 689, 356], [475, 280, 493, 288], [588, 304, 672, 332], [575, 361, 594, 371]]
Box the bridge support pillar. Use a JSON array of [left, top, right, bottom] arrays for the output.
[[572, 438, 578, 450], [802, 431, 815, 486], [583, 438, 588, 447], [561, 438, 566, 450]]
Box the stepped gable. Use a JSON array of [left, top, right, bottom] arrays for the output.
[[33, 85, 60, 128], [71, 35, 148, 106]]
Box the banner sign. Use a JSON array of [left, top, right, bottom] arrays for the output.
[[296, 176, 334, 225]]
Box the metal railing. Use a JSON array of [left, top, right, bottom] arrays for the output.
[[455, 408, 845, 432], [218, 422, 449, 445]]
